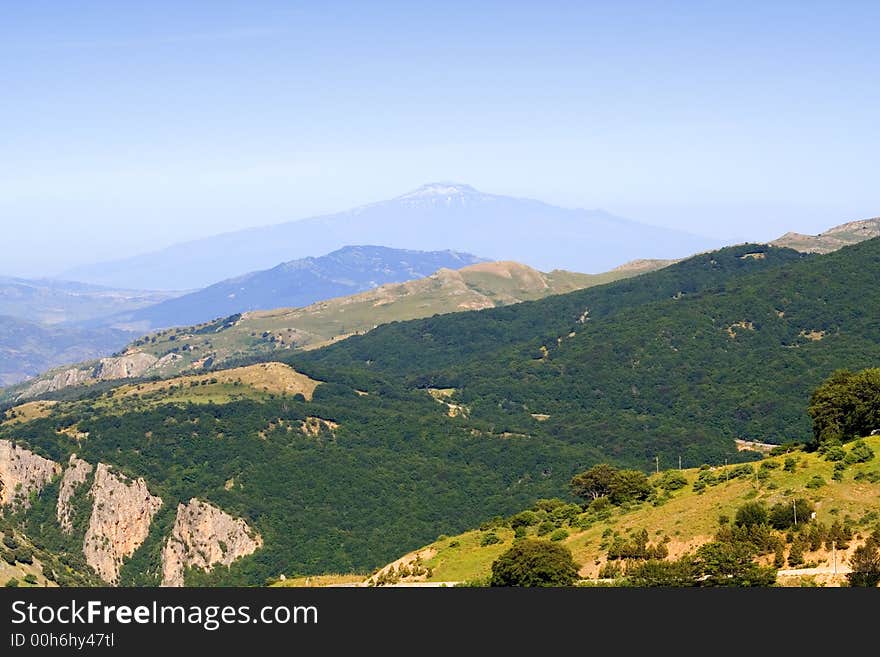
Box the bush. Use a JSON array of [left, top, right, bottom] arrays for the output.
[[806, 475, 826, 489], [550, 529, 569, 542], [824, 446, 846, 462], [847, 539, 880, 587], [536, 520, 555, 536], [23, 574, 38, 585], [480, 532, 502, 547], [768, 498, 815, 530], [845, 440, 875, 465], [735, 502, 768, 528], [509, 511, 539, 529], [625, 558, 696, 587], [490, 540, 580, 587], [658, 471, 688, 491]]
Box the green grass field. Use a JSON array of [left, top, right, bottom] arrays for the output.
[[362, 436, 880, 586]]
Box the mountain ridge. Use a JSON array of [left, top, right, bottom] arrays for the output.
[[61, 183, 720, 290]]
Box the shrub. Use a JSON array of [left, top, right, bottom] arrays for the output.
[[805, 475, 826, 489], [845, 440, 875, 465], [734, 502, 768, 528], [626, 559, 696, 587], [550, 529, 569, 542], [23, 574, 38, 585], [658, 471, 688, 491], [824, 446, 846, 462], [480, 532, 502, 547], [490, 540, 579, 587], [509, 511, 539, 529], [598, 560, 622, 579], [847, 539, 880, 587], [768, 498, 815, 530], [536, 520, 555, 536]]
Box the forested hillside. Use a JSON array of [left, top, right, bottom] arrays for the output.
[[296, 239, 880, 461], [2, 239, 879, 585]]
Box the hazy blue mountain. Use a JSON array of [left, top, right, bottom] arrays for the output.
[[97, 245, 486, 331], [0, 276, 179, 325], [0, 315, 131, 387], [63, 183, 721, 290]]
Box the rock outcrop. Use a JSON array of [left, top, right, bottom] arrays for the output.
[[93, 353, 158, 379], [161, 499, 262, 587], [21, 368, 92, 398], [83, 464, 162, 584], [0, 439, 60, 508], [56, 455, 93, 533], [19, 352, 160, 400]]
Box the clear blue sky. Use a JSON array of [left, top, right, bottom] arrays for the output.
[[2, 1, 878, 277]]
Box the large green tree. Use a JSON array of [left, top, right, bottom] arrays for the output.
[[490, 539, 579, 587], [808, 368, 880, 445]]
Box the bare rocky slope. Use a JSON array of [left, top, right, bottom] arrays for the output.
[[0, 443, 259, 586], [771, 217, 880, 254], [161, 499, 262, 587]]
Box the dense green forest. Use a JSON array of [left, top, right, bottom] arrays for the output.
[[2, 239, 879, 583], [294, 239, 880, 460]]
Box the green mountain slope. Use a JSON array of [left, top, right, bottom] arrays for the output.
[[1, 240, 878, 586], [357, 436, 880, 588], [4, 259, 668, 402], [293, 239, 880, 465]]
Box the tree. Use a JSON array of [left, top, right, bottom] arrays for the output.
[[808, 369, 880, 446], [572, 464, 653, 505], [490, 539, 580, 587], [696, 541, 777, 586], [570, 464, 618, 501], [609, 469, 652, 504], [768, 498, 814, 530], [847, 539, 880, 587], [626, 558, 696, 587], [734, 501, 768, 528]]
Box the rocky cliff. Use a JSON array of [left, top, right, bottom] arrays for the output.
[[0, 439, 60, 508], [56, 455, 93, 533], [160, 499, 262, 587], [83, 463, 162, 584], [19, 352, 160, 400]]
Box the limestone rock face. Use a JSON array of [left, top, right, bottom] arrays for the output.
[[56, 455, 94, 533], [83, 463, 162, 584], [161, 499, 262, 587], [94, 353, 158, 379], [0, 439, 60, 508], [19, 352, 159, 400], [21, 368, 92, 398]]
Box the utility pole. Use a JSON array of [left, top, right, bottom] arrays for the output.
[[793, 499, 797, 527], [655, 455, 659, 474], [679, 455, 682, 471]]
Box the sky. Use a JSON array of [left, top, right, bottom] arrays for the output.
[[2, 0, 878, 277]]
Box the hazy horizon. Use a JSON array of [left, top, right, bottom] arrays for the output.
[[3, 1, 879, 277]]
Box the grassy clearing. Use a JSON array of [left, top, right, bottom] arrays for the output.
[[96, 363, 321, 411], [1, 401, 57, 426], [269, 573, 366, 587]]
